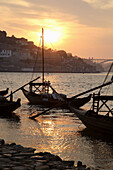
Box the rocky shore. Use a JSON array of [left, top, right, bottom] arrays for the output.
[[0, 139, 96, 170]]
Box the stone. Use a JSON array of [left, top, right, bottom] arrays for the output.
[[0, 140, 94, 170], [0, 139, 5, 145], [62, 160, 74, 167], [35, 165, 49, 170], [34, 161, 44, 167], [36, 159, 48, 163], [43, 153, 62, 162], [10, 156, 27, 161], [10, 143, 16, 146], [13, 153, 35, 157], [12, 166, 28, 170], [3, 153, 12, 157], [31, 155, 44, 160], [77, 161, 83, 167]]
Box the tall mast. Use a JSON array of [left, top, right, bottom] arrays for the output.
[[42, 28, 44, 83]]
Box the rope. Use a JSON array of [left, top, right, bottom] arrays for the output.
[[31, 51, 39, 81], [98, 62, 113, 94], [31, 30, 57, 82], [31, 36, 42, 81]]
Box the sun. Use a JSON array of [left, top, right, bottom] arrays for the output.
[[33, 27, 64, 47], [44, 29, 61, 44]]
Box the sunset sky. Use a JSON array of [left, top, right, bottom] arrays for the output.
[[0, 0, 113, 59]]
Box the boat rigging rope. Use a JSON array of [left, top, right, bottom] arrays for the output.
[[31, 30, 57, 82], [31, 37, 42, 81], [31, 51, 39, 81], [89, 63, 113, 111], [98, 62, 113, 94]]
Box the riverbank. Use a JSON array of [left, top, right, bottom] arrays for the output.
[[0, 139, 95, 170]]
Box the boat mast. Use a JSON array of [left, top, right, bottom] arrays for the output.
[[42, 28, 44, 83]]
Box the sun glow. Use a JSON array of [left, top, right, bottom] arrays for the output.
[[44, 29, 61, 44], [34, 27, 64, 47]]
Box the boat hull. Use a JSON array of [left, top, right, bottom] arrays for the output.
[[22, 88, 66, 107], [70, 107, 113, 135], [22, 88, 91, 108], [0, 99, 21, 116], [0, 88, 9, 96]]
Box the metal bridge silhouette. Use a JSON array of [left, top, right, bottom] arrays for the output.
[[90, 58, 113, 64]]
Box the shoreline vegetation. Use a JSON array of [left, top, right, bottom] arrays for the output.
[[0, 139, 95, 170]]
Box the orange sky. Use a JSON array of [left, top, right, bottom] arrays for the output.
[[0, 0, 113, 59]]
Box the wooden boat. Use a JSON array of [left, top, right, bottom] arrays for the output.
[[70, 92, 113, 135], [0, 94, 21, 116], [22, 75, 113, 109], [0, 88, 9, 96], [22, 86, 91, 108], [21, 28, 91, 108]]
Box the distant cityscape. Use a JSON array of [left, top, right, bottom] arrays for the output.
[[0, 30, 104, 73]]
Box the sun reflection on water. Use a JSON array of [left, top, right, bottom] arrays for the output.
[[1, 72, 113, 169], [30, 113, 82, 157]]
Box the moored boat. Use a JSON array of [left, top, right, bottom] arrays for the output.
[[21, 28, 91, 109], [0, 94, 21, 116], [0, 88, 9, 96], [22, 86, 91, 108], [70, 92, 113, 135]]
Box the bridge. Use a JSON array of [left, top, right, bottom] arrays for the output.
[[89, 58, 113, 64]]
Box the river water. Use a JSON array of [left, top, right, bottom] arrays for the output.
[[0, 72, 113, 170]]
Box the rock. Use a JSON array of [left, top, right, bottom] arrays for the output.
[[10, 143, 16, 146], [35, 161, 44, 167], [43, 153, 62, 162], [0, 139, 5, 145], [35, 165, 50, 170], [62, 160, 74, 167], [77, 161, 83, 167], [0, 139, 95, 170], [12, 166, 28, 170]]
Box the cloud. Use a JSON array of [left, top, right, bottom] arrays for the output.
[[0, 0, 29, 7], [0, 0, 113, 58], [1, 0, 113, 29], [82, 0, 113, 9], [0, 0, 79, 46]]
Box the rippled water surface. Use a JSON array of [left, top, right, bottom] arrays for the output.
[[0, 72, 113, 170]]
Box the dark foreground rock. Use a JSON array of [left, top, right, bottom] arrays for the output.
[[0, 139, 97, 170]]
